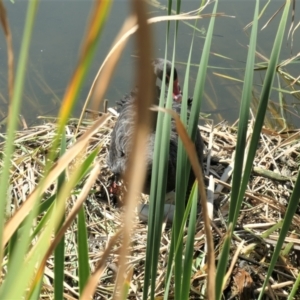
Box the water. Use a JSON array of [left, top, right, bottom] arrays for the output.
[[0, 0, 299, 129]]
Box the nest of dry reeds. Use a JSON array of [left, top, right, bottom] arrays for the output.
[[4, 111, 300, 299]]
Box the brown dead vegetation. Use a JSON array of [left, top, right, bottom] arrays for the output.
[[3, 111, 300, 299]]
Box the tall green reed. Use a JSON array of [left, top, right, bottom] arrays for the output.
[[143, 0, 216, 299]]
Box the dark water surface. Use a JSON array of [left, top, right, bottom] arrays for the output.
[[0, 0, 299, 129]]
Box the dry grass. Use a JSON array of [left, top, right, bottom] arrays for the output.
[[3, 110, 300, 299]]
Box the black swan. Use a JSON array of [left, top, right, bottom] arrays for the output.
[[107, 58, 204, 195]]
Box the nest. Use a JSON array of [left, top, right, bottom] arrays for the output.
[[3, 112, 300, 300]]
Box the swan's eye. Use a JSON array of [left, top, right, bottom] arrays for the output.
[[120, 151, 125, 158]]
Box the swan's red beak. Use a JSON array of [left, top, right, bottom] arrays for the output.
[[173, 79, 182, 103]]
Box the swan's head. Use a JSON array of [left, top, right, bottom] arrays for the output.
[[152, 58, 182, 103]]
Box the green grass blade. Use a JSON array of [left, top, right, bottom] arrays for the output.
[[28, 278, 43, 300], [54, 131, 67, 300], [77, 206, 90, 295], [0, 203, 40, 298], [150, 63, 175, 299], [215, 1, 259, 298], [172, 31, 194, 300], [54, 225, 66, 298], [189, 1, 218, 298], [38, 194, 56, 214], [228, 0, 259, 225], [6, 228, 18, 272], [164, 182, 197, 300], [181, 184, 198, 299], [189, 0, 217, 140], [0, 0, 39, 263], [234, 0, 290, 228], [142, 80, 164, 300], [288, 272, 300, 300], [215, 224, 233, 294]]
